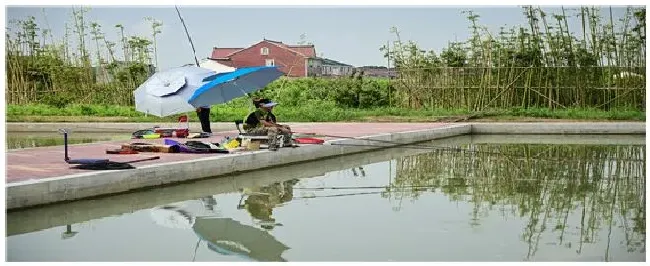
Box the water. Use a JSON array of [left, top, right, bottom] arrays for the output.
[[6, 132, 130, 150], [6, 135, 646, 262]]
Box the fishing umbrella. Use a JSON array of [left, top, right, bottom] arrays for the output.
[[192, 217, 289, 262], [150, 206, 196, 229], [187, 66, 283, 108], [134, 66, 216, 117], [199, 58, 236, 73]]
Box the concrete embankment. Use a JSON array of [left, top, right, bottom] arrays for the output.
[[5, 122, 645, 210]]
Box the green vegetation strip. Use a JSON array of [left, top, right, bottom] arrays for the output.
[[6, 104, 644, 122]]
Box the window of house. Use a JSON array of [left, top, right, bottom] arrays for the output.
[[265, 59, 275, 66], [261, 47, 269, 55]]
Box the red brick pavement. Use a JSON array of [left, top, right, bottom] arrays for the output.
[[6, 123, 447, 183]]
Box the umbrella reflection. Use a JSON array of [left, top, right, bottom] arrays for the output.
[[200, 196, 217, 212], [150, 205, 195, 229], [192, 217, 289, 262], [149, 183, 296, 262]]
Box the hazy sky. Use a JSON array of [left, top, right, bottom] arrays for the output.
[[6, 6, 631, 70]]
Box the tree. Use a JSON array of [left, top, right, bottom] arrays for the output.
[[145, 17, 163, 68]]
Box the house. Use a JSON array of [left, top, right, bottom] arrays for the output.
[[307, 58, 354, 77], [210, 39, 317, 77], [355, 66, 397, 79]]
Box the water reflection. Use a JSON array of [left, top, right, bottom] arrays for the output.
[[61, 225, 78, 240], [239, 179, 299, 230], [5, 136, 645, 262], [6, 132, 128, 149], [149, 180, 299, 262], [386, 143, 646, 261], [193, 217, 289, 262]]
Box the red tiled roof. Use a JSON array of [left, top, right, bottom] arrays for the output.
[[211, 48, 243, 59], [211, 40, 317, 59], [287, 45, 316, 57]]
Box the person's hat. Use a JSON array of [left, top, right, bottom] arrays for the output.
[[260, 98, 278, 108]]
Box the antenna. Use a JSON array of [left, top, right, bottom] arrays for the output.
[[174, 5, 200, 67]]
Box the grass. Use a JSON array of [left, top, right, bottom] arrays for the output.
[[5, 104, 645, 123]]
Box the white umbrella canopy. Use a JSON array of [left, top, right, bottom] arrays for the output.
[[150, 206, 196, 229], [199, 58, 235, 74], [134, 66, 216, 117], [144, 70, 187, 97]]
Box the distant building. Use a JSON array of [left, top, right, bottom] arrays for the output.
[[210, 39, 353, 77], [355, 66, 396, 78], [307, 57, 354, 77], [210, 39, 316, 77]]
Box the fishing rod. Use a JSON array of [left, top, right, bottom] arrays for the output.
[[294, 131, 481, 152], [326, 142, 645, 163], [293, 191, 383, 200], [294, 132, 646, 163], [292, 176, 639, 192], [174, 5, 200, 67], [294, 185, 439, 191], [292, 174, 640, 199], [46, 127, 645, 163]]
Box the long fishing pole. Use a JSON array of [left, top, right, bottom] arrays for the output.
[[293, 131, 483, 152], [295, 132, 645, 163], [296, 132, 518, 155], [293, 178, 634, 202], [294, 191, 383, 200], [326, 142, 645, 163], [174, 5, 200, 66], [293, 175, 637, 192], [50, 127, 645, 163]]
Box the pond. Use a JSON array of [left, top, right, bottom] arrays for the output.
[[6, 132, 131, 150], [5, 135, 645, 262]]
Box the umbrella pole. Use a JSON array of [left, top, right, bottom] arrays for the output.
[[192, 238, 201, 262], [237, 194, 245, 208], [235, 87, 254, 112]]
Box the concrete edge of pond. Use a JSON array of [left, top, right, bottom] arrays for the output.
[[471, 122, 646, 135], [6, 141, 447, 236], [6, 122, 368, 133], [7, 133, 645, 236], [6, 122, 236, 132], [6, 124, 472, 210]]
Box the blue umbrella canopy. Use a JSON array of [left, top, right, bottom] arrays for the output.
[[187, 66, 283, 108], [134, 66, 216, 117]]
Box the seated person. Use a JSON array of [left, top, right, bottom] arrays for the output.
[[243, 98, 292, 151]]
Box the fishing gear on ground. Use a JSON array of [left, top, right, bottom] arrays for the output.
[[58, 128, 160, 170]]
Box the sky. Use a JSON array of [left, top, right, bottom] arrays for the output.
[[5, 5, 633, 71]]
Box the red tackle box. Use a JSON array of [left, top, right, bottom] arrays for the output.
[[154, 128, 189, 138]]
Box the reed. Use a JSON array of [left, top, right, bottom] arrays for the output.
[[5, 6, 645, 114], [5, 6, 161, 106], [389, 143, 645, 259], [383, 6, 646, 112]]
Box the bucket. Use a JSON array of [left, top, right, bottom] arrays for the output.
[[247, 140, 261, 151], [294, 137, 325, 144]]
